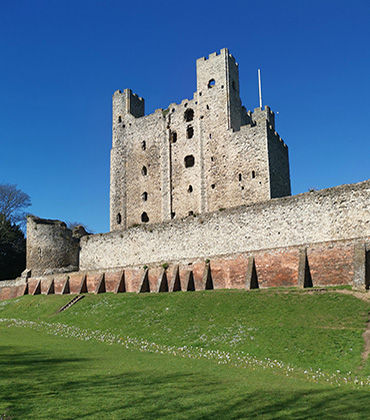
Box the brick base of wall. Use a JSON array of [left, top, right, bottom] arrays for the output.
[[1, 238, 369, 301]]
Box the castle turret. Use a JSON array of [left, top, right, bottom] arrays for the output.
[[196, 48, 242, 132], [26, 216, 88, 276]]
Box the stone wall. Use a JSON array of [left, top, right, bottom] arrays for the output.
[[26, 216, 87, 277], [1, 233, 366, 302], [81, 180, 370, 272], [110, 48, 291, 231]]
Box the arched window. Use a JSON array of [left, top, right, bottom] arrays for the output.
[[141, 212, 149, 223], [141, 166, 147, 176], [208, 79, 215, 88], [116, 213, 122, 224], [142, 192, 148, 201]]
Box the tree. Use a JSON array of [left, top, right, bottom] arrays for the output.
[[0, 183, 31, 226], [0, 213, 26, 280], [66, 221, 92, 233]]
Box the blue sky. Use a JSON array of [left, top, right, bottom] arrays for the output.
[[1, 0, 369, 233]]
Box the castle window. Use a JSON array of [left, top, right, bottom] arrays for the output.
[[116, 213, 122, 224], [239, 173, 242, 181], [186, 125, 194, 139], [184, 155, 195, 168], [141, 166, 147, 176], [232, 80, 236, 90], [118, 116, 122, 123], [188, 185, 193, 193], [252, 170, 256, 178], [208, 79, 215, 88], [171, 131, 177, 143], [142, 192, 148, 201], [171, 212, 176, 219], [211, 184, 215, 189], [206, 105, 210, 110], [141, 212, 149, 223], [142, 141, 146, 151], [188, 211, 194, 216], [209, 133, 212, 139], [184, 108, 194, 122]]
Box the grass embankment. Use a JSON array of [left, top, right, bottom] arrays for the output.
[[1, 290, 370, 419]]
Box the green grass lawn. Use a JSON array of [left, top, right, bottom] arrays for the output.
[[1, 289, 370, 419]]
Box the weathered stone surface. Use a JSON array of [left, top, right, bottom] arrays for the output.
[[81, 181, 370, 272], [110, 49, 290, 231], [26, 216, 81, 276]]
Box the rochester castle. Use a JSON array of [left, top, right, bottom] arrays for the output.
[[110, 48, 290, 230], [1, 48, 370, 299]]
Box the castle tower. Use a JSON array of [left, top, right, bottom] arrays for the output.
[[196, 48, 242, 132], [110, 49, 291, 231]]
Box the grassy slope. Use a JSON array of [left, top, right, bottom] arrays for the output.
[[1, 290, 370, 419], [2, 290, 369, 375]]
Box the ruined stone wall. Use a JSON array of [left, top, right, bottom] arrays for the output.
[[81, 180, 370, 272], [110, 49, 291, 231], [26, 216, 86, 276]]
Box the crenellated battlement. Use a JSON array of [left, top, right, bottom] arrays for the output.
[[110, 49, 291, 231], [197, 48, 236, 64]]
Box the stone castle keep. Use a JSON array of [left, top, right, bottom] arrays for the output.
[[110, 48, 290, 230], [1, 48, 370, 300]]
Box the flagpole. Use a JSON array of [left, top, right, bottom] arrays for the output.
[[258, 69, 263, 109]]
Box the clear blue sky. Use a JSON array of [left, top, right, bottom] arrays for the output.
[[1, 0, 369, 233]]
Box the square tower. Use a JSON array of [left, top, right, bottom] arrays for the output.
[[110, 49, 291, 231]]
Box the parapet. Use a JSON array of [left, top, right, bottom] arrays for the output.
[[252, 106, 275, 129], [197, 48, 236, 64], [113, 88, 145, 119]]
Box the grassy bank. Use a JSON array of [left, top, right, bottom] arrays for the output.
[[1, 289, 370, 418]]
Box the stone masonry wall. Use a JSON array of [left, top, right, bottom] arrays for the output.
[[81, 180, 370, 272], [109, 49, 291, 231], [26, 216, 86, 277]]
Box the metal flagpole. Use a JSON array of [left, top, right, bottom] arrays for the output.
[[258, 69, 263, 109]]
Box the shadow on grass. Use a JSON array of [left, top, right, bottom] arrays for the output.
[[0, 342, 370, 420]]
